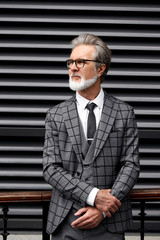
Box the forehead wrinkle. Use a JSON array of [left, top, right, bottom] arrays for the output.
[[70, 44, 96, 60]]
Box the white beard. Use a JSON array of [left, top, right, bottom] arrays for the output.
[[69, 73, 97, 91]]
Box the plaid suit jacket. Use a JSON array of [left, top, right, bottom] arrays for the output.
[[43, 91, 140, 234]]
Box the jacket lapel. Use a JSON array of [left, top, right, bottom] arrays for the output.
[[93, 93, 119, 159], [62, 95, 82, 162], [62, 92, 119, 163]]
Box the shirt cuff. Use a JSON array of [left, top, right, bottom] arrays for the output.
[[86, 187, 99, 206]]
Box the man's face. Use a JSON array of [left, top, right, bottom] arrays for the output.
[[69, 44, 98, 88]]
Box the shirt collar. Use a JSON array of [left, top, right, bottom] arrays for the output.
[[76, 88, 104, 110]]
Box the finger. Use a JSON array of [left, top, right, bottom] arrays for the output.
[[115, 199, 121, 208], [108, 206, 117, 214], [106, 189, 111, 193], [104, 202, 120, 215], [110, 201, 120, 212], [71, 214, 88, 227], [105, 211, 112, 218], [109, 194, 121, 207], [109, 194, 121, 208], [74, 207, 87, 216], [73, 218, 99, 229], [72, 219, 90, 229]]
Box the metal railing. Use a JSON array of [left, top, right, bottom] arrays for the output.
[[0, 189, 160, 240]]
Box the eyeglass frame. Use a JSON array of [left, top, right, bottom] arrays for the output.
[[66, 58, 102, 69]]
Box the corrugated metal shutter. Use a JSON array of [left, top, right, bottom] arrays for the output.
[[0, 1, 160, 234]]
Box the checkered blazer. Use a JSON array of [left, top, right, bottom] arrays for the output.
[[43, 91, 140, 234]]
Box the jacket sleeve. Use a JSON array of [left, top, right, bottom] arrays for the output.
[[111, 108, 140, 200], [43, 110, 93, 206]]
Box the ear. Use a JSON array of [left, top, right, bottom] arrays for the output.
[[97, 64, 106, 77]]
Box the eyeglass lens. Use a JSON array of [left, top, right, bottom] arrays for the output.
[[67, 59, 84, 68]]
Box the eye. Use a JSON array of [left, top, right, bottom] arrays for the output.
[[66, 59, 72, 66], [76, 59, 84, 65]]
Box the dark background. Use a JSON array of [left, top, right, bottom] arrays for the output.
[[0, 0, 160, 234]]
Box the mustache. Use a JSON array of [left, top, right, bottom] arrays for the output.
[[70, 73, 82, 78]]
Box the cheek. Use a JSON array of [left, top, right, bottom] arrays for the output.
[[69, 69, 72, 76], [83, 67, 97, 80]]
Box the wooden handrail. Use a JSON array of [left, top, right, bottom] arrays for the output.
[[0, 189, 160, 203], [130, 188, 160, 200], [0, 190, 52, 203]]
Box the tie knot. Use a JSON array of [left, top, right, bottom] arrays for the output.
[[86, 102, 97, 112]]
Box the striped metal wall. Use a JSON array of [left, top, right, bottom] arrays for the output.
[[0, 0, 160, 234]]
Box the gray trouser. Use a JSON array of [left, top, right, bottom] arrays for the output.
[[52, 208, 125, 240]]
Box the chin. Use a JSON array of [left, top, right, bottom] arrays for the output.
[[72, 78, 81, 83], [69, 75, 98, 91]]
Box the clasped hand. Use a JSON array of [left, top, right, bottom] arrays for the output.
[[71, 206, 104, 229], [72, 189, 121, 229], [94, 189, 121, 218]]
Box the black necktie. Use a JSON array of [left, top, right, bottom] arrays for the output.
[[86, 103, 97, 145]]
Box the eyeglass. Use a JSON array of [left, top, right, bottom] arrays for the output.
[[66, 58, 102, 69]]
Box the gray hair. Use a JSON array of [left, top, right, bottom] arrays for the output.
[[71, 33, 112, 82]]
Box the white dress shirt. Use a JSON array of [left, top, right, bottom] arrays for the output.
[[76, 89, 104, 208], [76, 88, 104, 140]]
